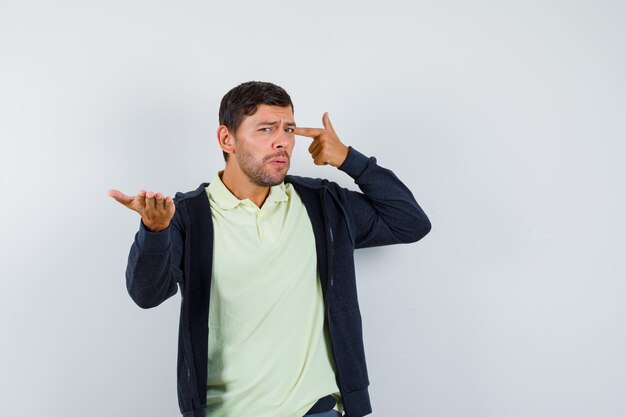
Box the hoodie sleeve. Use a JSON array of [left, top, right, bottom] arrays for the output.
[[124, 201, 185, 308], [337, 147, 431, 249]]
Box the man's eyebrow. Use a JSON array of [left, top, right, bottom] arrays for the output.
[[256, 120, 297, 127]]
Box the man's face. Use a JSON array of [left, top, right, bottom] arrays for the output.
[[230, 104, 296, 187]]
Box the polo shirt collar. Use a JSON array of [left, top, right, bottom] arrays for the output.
[[208, 173, 289, 210]]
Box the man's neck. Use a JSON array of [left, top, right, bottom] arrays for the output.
[[220, 167, 270, 208]]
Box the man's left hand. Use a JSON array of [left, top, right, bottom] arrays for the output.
[[295, 112, 349, 168]]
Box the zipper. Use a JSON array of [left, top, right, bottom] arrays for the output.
[[182, 355, 193, 409], [180, 200, 201, 410], [321, 187, 349, 415], [182, 293, 201, 409]]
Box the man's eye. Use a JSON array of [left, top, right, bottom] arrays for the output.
[[260, 127, 272, 132], [285, 127, 295, 133]]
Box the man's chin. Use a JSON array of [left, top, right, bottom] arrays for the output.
[[268, 165, 290, 184], [268, 173, 288, 187], [253, 172, 288, 187]]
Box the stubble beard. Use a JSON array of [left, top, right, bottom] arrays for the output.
[[236, 147, 290, 187]]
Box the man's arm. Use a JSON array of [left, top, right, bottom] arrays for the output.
[[295, 113, 431, 249], [108, 189, 183, 308], [337, 147, 431, 248]]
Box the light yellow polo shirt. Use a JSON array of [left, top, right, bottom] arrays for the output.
[[205, 173, 342, 417]]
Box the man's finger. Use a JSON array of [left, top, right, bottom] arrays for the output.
[[154, 193, 164, 211], [156, 193, 173, 212], [107, 189, 134, 207], [294, 127, 324, 138], [322, 112, 335, 133], [308, 139, 322, 155], [145, 191, 157, 210]]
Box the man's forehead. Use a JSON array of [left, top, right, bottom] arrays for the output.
[[247, 104, 294, 122]]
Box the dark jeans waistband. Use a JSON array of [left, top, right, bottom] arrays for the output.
[[304, 410, 341, 417], [304, 394, 338, 416]]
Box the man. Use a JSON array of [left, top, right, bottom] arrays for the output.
[[108, 81, 431, 417]]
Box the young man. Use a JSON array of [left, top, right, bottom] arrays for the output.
[[108, 81, 431, 417]]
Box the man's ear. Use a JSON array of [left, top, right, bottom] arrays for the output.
[[217, 125, 235, 156]]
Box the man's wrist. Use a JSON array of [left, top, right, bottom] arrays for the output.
[[338, 146, 369, 178], [142, 220, 170, 233], [332, 145, 349, 168], [137, 220, 171, 252]]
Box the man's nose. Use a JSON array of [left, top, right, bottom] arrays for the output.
[[274, 127, 292, 148]]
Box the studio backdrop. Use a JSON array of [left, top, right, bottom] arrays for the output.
[[1, 1, 625, 416]]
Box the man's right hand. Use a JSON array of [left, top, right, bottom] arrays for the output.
[[107, 189, 175, 232]]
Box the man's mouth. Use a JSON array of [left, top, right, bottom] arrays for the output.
[[267, 153, 289, 166]]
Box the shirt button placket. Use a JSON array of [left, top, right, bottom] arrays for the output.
[[257, 211, 268, 242]]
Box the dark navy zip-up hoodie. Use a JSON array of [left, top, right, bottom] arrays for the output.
[[125, 147, 431, 417]]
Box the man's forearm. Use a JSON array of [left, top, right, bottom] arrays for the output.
[[338, 147, 431, 248], [125, 220, 181, 308]]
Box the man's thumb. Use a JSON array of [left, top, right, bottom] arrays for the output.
[[107, 189, 133, 207], [322, 112, 335, 132]]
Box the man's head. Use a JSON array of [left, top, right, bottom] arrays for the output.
[[218, 81, 294, 161], [217, 81, 296, 187]]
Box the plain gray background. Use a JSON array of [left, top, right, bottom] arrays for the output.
[[1, 0, 625, 416]]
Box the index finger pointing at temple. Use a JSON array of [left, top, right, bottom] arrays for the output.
[[294, 127, 325, 139]]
